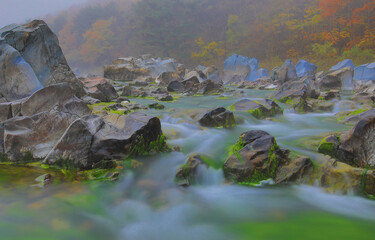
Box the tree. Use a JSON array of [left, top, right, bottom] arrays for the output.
[[192, 37, 225, 66]]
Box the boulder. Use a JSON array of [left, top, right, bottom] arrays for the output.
[[157, 94, 173, 101], [197, 79, 223, 95], [337, 109, 375, 124], [156, 72, 182, 85], [338, 116, 375, 168], [273, 59, 298, 83], [91, 112, 164, 161], [350, 92, 375, 108], [296, 59, 317, 78], [80, 77, 119, 102], [223, 130, 287, 182], [3, 110, 77, 162], [256, 68, 269, 79], [0, 103, 11, 122], [198, 107, 236, 128], [0, 44, 43, 101], [317, 67, 353, 91], [167, 80, 185, 93], [43, 119, 93, 169], [329, 59, 355, 72], [274, 156, 312, 184], [184, 70, 205, 83], [203, 65, 221, 83], [245, 58, 260, 81], [354, 62, 375, 81], [175, 154, 208, 186], [230, 99, 283, 119], [223, 54, 262, 83], [0, 20, 84, 96]]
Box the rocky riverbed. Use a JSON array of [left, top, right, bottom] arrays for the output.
[[1, 20, 375, 240]]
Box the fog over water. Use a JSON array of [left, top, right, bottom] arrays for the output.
[[0, 0, 87, 26]]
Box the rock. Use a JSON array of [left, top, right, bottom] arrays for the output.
[[330, 59, 355, 72], [318, 135, 339, 158], [272, 77, 316, 102], [274, 156, 312, 184], [256, 68, 269, 79], [230, 99, 283, 119], [0, 44, 43, 101], [167, 80, 185, 92], [157, 94, 173, 101], [273, 59, 298, 83], [175, 154, 208, 186], [317, 67, 354, 91], [301, 98, 335, 113], [338, 116, 375, 168], [197, 79, 223, 95], [81, 96, 101, 105], [320, 90, 340, 100], [91, 112, 164, 161], [104, 55, 177, 80], [184, 70, 205, 83], [59, 96, 91, 117], [19, 83, 88, 117], [3, 110, 77, 162], [121, 86, 147, 98], [0, 103, 12, 122], [80, 77, 118, 102], [203, 65, 221, 83], [198, 107, 236, 128], [296, 59, 317, 78], [0, 20, 84, 96], [148, 103, 165, 110], [223, 130, 287, 182], [354, 62, 375, 81], [350, 93, 375, 108], [339, 109, 375, 124], [44, 119, 93, 169], [223, 54, 264, 83], [156, 72, 182, 85]]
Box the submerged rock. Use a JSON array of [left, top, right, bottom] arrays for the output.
[[230, 99, 283, 119], [175, 154, 208, 186], [198, 107, 236, 128]]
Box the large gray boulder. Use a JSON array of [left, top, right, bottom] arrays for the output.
[[272, 59, 298, 83], [80, 77, 119, 102], [230, 99, 283, 119], [198, 107, 236, 128], [0, 44, 43, 101], [317, 67, 354, 91], [0, 20, 84, 96]]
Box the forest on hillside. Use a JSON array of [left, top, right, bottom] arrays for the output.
[[45, 0, 375, 72]]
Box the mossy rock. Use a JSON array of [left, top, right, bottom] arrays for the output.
[[229, 99, 283, 119], [318, 135, 339, 158]]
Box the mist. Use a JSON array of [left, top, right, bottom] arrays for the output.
[[0, 0, 88, 26]]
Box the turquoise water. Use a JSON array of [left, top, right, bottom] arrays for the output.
[[1, 89, 374, 240]]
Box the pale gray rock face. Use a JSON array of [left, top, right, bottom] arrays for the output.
[[0, 20, 84, 97], [0, 44, 43, 101]]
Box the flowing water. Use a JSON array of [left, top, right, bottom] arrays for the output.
[[1, 89, 375, 240]]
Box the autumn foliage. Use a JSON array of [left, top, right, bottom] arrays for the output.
[[45, 0, 375, 71]]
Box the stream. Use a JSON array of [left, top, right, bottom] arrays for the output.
[[1, 89, 375, 240]]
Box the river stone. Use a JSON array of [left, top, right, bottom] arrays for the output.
[[203, 65, 221, 83], [339, 109, 375, 124], [272, 76, 317, 102], [223, 130, 284, 182], [156, 72, 182, 85], [273, 59, 298, 83], [3, 110, 77, 162], [338, 116, 375, 168], [0, 44, 43, 101], [0, 20, 84, 96], [90, 112, 163, 161], [197, 79, 223, 95], [44, 119, 93, 169], [231, 99, 283, 119], [175, 154, 208, 186], [274, 156, 312, 184], [198, 107, 236, 128], [0, 103, 12, 122]]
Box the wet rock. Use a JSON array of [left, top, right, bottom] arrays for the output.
[[320, 90, 340, 100], [300, 98, 335, 113], [230, 99, 283, 119], [121, 86, 147, 98], [0, 20, 84, 96], [156, 72, 182, 86], [175, 154, 208, 186], [296, 59, 317, 78], [273, 59, 298, 83], [350, 93, 375, 108], [3, 110, 77, 162], [197, 79, 223, 95], [184, 70, 205, 83], [44, 119, 93, 169], [273, 76, 317, 102], [91, 112, 164, 161], [223, 130, 287, 182], [338, 116, 375, 168], [167, 80, 185, 93], [0, 44, 43, 101], [198, 107, 236, 128], [318, 135, 339, 158], [275, 156, 312, 184], [317, 67, 354, 91], [338, 109, 375, 124], [80, 77, 118, 102]]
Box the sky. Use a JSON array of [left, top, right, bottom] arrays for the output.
[[0, 0, 87, 27]]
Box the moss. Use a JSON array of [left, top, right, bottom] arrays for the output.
[[215, 96, 230, 100], [129, 134, 169, 157], [337, 109, 369, 122], [361, 166, 370, 193], [248, 108, 265, 119], [200, 155, 222, 169], [0, 153, 8, 162], [318, 137, 338, 158], [227, 135, 246, 163], [228, 104, 236, 112], [88, 102, 117, 110]]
